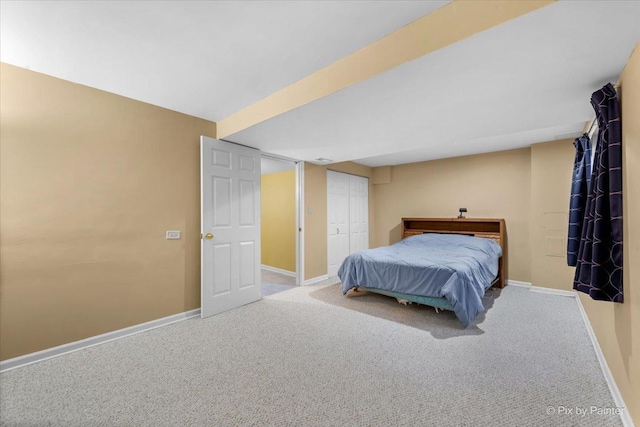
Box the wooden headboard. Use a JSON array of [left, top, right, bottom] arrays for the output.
[[401, 218, 507, 288]]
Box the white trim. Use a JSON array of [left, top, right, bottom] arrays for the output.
[[302, 274, 329, 286], [506, 280, 532, 288], [297, 161, 305, 287], [260, 152, 299, 163], [0, 309, 201, 373], [200, 137, 206, 317], [574, 296, 634, 427], [529, 286, 576, 298], [507, 280, 576, 298], [507, 280, 577, 297], [261, 264, 296, 277]]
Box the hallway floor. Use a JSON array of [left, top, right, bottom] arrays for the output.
[[261, 268, 296, 297]]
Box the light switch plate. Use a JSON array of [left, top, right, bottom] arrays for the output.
[[166, 231, 181, 240]]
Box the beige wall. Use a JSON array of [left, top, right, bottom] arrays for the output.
[[373, 148, 532, 282], [261, 170, 296, 272], [530, 139, 576, 289], [304, 161, 375, 280], [0, 63, 216, 361]]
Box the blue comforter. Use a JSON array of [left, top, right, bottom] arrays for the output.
[[338, 233, 502, 327]]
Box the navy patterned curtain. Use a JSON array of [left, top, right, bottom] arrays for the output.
[[567, 134, 591, 266], [573, 83, 623, 302]]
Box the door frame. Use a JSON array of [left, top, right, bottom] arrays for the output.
[[259, 152, 305, 286]]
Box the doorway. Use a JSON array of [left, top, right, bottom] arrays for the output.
[[260, 155, 303, 296], [201, 136, 305, 318]]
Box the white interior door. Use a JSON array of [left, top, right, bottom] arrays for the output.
[[327, 171, 350, 277], [349, 175, 369, 253], [201, 136, 261, 318]]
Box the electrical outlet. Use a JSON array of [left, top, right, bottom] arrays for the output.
[[166, 231, 181, 240]]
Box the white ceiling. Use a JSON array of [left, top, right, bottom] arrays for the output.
[[228, 1, 640, 166], [2, 1, 638, 167], [0, 0, 447, 121]]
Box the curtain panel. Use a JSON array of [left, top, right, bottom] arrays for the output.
[[567, 134, 592, 266], [573, 83, 623, 302]]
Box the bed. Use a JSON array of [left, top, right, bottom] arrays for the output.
[[338, 218, 507, 327]]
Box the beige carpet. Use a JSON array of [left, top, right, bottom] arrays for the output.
[[0, 281, 623, 426]]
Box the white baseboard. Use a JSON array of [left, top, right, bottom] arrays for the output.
[[507, 280, 577, 297], [0, 308, 201, 373], [506, 280, 532, 288], [261, 264, 296, 277], [302, 274, 329, 286], [529, 286, 576, 298], [574, 296, 634, 427], [506, 280, 631, 426]]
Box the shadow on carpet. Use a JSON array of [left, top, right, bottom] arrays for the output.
[[309, 284, 501, 339]]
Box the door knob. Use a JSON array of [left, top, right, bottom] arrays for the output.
[[205, 233, 214, 240], [337, 228, 339, 234]]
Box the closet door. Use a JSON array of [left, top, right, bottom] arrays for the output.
[[349, 175, 369, 253], [327, 171, 350, 277]]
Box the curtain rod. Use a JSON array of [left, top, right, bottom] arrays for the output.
[[582, 78, 622, 137]]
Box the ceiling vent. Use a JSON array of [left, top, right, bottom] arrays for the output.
[[314, 158, 333, 163]]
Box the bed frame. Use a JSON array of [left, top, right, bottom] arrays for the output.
[[354, 217, 507, 314]]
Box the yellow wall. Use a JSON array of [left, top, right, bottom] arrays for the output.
[[261, 170, 296, 272], [373, 148, 532, 282], [304, 161, 375, 280], [0, 63, 216, 361]]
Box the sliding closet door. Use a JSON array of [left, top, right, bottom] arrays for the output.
[[327, 171, 350, 277], [349, 175, 369, 253]]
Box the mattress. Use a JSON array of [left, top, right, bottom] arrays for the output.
[[338, 233, 502, 327]]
